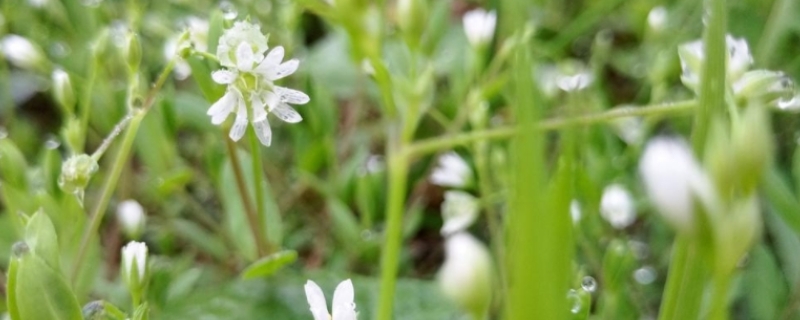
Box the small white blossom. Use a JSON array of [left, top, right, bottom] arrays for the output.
[[600, 184, 636, 229], [441, 191, 479, 235], [117, 200, 145, 238], [52, 68, 75, 110], [556, 73, 593, 92], [647, 6, 668, 32], [121, 241, 148, 281], [1, 35, 45, 70], [164, 17, 209, 80], [430, 152, 473, 188], [208, 21, 309, 146], [304, 279, 357, 320], [639, 137, 714, 233], [462, 8, 496, 48], [678, 35, 753, 92], [438, 232, 493, 318]]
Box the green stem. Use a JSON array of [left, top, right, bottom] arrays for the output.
[[658, 236, 706, 320], [708, 272, 732, 320], [473, 131, 507, 304], [71, 111, 145, 282], [693, 0, 727, 152], [224, 135, 268, 257], [376, 127, 410, 320], [407, 100, 697, 158], [247, 127, 270, 250]]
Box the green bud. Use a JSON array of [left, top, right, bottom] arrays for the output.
[[58, 154, 99, 194], [61, 117, 84, 154], [396, 0, 428, 49], [731, 106, 773, 194], [713, 195, 760, 274], [126, 32, 142, 73], [52, 68, 76, 115]]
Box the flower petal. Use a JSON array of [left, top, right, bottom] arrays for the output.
[[252, 118, 272, 147], [274, 86, 310, 105], [255, 46, 285, 74], [208, 90, 237, 125], [271, 104, 303, 123], [212, 69, 237, 84], [304, 280, 330, 320], [264, 91, 281, 111], [266, 59, 299, 80], [331, 279, 356, 320], [228, 98, 249, 141], [236, 42, 254, 72]]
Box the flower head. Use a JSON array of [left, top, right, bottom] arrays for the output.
[[441, 191, 479, 235], [462, 8, 496, 48], [121, 241, 148, 283], [1, 35, 45, 70], [430, 152, 473, 188], [438, 232, 493, 319], [304, 279, 357, 320], [208, 21, 309, 146], [117, 200, 146, 239], [600, 184, 636, 229]]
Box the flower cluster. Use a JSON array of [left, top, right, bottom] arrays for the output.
[[208, 21, 309, 146]]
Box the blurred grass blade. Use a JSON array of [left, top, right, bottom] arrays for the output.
[[241, 250, 298, 279]]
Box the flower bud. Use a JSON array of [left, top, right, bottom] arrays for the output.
[[52, 68, 76, 115], [438, 232, 493, 319], [397, 0, 428, 49], [125, 33, 142, 73], [61, 117, 84, 154], [58, 154, 99, 194], [600, 184, 636, 229], [0, 35, 46, 71], [713, 195, 760, 274], [733, 70, 794, 106], [121, 241, 148, 295], [117, 200, 146, 239], [462, 8, 496, 49], [646, 6, 668, 33], [441, 191, 479, 236], [430, 152, 474, 188]]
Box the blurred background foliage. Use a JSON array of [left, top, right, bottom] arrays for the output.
[[0, 0, 799, 318]]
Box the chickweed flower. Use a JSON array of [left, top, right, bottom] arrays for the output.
[[1, 35, 45, 70], [441, 191, 479, 236], [117, 200, 146, 239], [304, 279, 357, 320], [121, 241, 148, 302], [462, 8, 496, 48], [600, 184, 636, 229], [438, 232, 493, 319], [647, 6, 668, 32], [208, 21, 309, 146], [430, 152, 473, 188]]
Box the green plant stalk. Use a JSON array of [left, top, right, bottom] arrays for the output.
[[756, 0, 795, 65], [224, 135, 268, 257], [473, 137, 506, 297], [247, 128, 271, 251], [708, 271, 732, 320], [376, 125, 411, 320], [657, 236, 706, 320], [78, 49, 100, 153]]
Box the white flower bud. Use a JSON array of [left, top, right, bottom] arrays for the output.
[[600, 184, 636, 229], [117, 200, 146, 239], [58, 154, 99, 194], [1, 35, 45, 70], [121, 241, 148, 293], [438, 232, 493, 319], [441, 191, 479, 235], [462, 9, 496, 48], [638, 137, 714, 233], [647, 6, 668, 32], [304, 279, 357, 320], [52, 68, 75, 113], [430, 152, 473, 188]]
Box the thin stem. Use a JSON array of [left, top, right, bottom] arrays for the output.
[[247, 127, 271, 251], [708, 272, 732, 320], [91, 114, 134, 161], [224, 136, 268, 257]]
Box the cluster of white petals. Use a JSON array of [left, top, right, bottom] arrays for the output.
[[430, 152, 473, 188], [304, 279, 357, 320], [208, 21, 309, 146], [441, 191, 479, 235], [462, 8, 496, 48], [121, 241, 148, 281]]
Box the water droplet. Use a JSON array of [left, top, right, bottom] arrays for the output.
[[567, 289, 582, 314], [0, 127, 7, 139], [360, 229, 374, 241], [634, 266, 656, 285], [80, 0, 102, 8], [50, 42, 70, 58], [45, 138, 60, 150], [581, 276, 597, 292], [220, 1, 238, 20]]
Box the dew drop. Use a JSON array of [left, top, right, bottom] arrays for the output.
[[581, 276, 597, 292], [220, 1, 238, 20], [45, 138, 60, 150], [634, 266, 656, 285], [360, 229, 374, 241], [567, 289, 582, 314]]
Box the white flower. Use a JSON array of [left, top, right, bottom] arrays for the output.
[[647, 6, 668, 32], [441, 191, 479, 235], [438, 232, 493, 318], [1, 35, 45, 70], [430, 152, 473, 188], [600, 184, 636, 229], [52, 68, 75, 110], [208, 21, 309, 146], [164, 17, 209, 80], [304, 279, 357, 320], [462, 8, 496, 48], [639, 137, 714, 233], [117, 200, 145, 238], [678, 35, 753, 92], [121, 241, 148, 281], [556, 72, 593, 92]]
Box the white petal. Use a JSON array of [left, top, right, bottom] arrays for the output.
[[236, 42, 254, 71], [304, 280, 330, 320], [264, 91, 282, 110], [274, 86, 310, 105], [430, 152, 472, 187], [228, 98, 248, 141], [250, 92, 266, 114], [271, 104, 303, 123], [331, 279, 356, 320], [440, 191, 479, 235], [208, 91, 237, 125], [252, 118, 272, 147], [212, 69, 237, 84], [255, 46, 284, 73], [267, 59, 299, 80]]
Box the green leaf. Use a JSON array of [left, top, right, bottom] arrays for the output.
[[240, 250, 298, 280], [13, 253, 82, 320], [24, 210, 61, 270], [744, 245, 788, 319]]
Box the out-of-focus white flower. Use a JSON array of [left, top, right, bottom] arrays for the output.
[[600, 184, 636, 229], [438, 232, 493, 319], [430, 152, 473, 188], [121, 241, 148, 283], [462, 8, 496, 48], [1, 35, 45, 70], [164, 17, 210, 80], [647, 6, 668, 32], [639, 137, 715, 233], [304, 279, 357, 320], [570, 199, 581, 224], [208, 21, 309, 147], [117, 200, 146, 239], [678, 35, 753, 92], [52, 68, 75, 111], [441, 191, 479, 235], [556, 73, 593, 92]]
